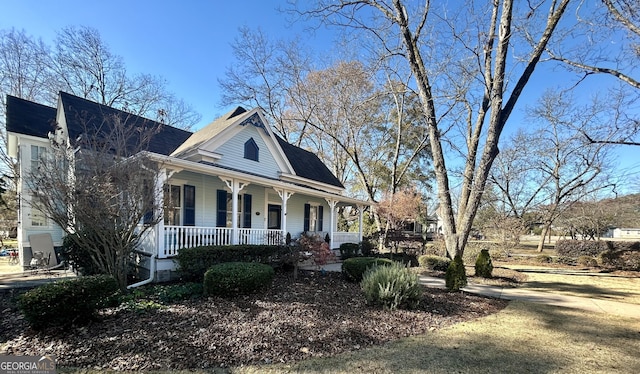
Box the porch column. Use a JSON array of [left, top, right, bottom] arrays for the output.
[[325, 198, 338, 247], [275, 189, 293, 240], [154, 169, 167, 258], [357, 204, 365, 242], [222, 178, 248, 245]]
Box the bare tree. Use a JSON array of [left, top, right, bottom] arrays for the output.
[[294, 0, 572, 260], [27, 111, 164, 290], [512, 91, 614, 250], [49, 26, 201, 129], [0, 29, 54, 189], [219, 27, 312, 144]]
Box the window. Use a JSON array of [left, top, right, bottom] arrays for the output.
[[30, 145, 47, 171], [184, 185, 196, 226], [30, 206, 47, 227], [216, 190, 252, 227], [244, 138, 259, 161], [304, 203, 323, 232], [164, 185, 181, 225]]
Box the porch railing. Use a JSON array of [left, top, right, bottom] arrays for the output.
[[161, 226, 284, 257], [332, 232, 361, 249], [156, 226, 363, 258]]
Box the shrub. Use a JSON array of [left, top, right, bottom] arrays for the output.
[[61, 232, 111, 275], [175, 245, 286, 281], [535, 254, 553, 263], [152, 282, 203, 303], [203, 262, 274, 297], [377, 252, 419, 267], [339, 242, 360, 259], [577, 255, 598, 267], [475, 249, 493, 278], [599, 250, 640, 271], [361, 262, 422, 310], [18, 275, 119, 329], [445, 255, 467, 291], [418, 255, 451, 271], [556, 256, 576, 265], [342, 257, 394, 282], [360, 240, 375, 256], [556, 240, 609, 257]]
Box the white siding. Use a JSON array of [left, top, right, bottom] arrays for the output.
[[285, 194, 329, 238], [214, 125, 282, 179], [17, 137, 65, 248], [167, 171, 268, 229]]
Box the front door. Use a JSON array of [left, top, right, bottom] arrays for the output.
[[267, 204, 281, 229]]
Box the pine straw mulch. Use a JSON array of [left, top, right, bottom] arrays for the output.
[[0, 270, 507, 371]]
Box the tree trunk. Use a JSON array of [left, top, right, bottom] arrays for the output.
[[537, 223, 551, 252]]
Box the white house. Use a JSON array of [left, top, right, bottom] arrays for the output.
[[608, 228, 640, 240], [6, 93, 370, 280]]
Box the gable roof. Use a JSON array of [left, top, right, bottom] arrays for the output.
[[276, 136, 344, 188], [59, 92, 192, 156], [171, 106, 247, 157], [5, 95, 57, 138]]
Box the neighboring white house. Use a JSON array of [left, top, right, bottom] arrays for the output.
[[607, 228, 640, 240], [6, 92, 370, 280]]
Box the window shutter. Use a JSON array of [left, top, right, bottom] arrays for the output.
[[216, 190, 227, 227], [303, 203, 310, 232], [243, 194, 252, 228], [318, 205, 323, 232], [184, 185, 196, 226]]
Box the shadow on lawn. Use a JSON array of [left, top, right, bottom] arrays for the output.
[[286, 302, 640, 374], [522, 280, 632, 300]]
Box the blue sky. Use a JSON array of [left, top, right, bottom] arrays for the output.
[[1, 0, 335, 127], [3, 0, 639, 193]]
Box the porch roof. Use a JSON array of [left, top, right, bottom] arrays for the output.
[[144, 151, 371, 207]]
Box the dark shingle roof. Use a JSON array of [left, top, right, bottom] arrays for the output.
[[60, 92, 192, 156], [5, 95, 57, 138], [7, 93, 344, 189], [276, 136, 344, 189]]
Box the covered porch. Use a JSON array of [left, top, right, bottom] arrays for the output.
[[139, 155, 370, 260]]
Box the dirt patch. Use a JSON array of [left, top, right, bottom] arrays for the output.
[[1, 270, 507, 371]]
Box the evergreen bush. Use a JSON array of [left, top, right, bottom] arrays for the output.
[[339, 242, 360, 259], [18, 275, 119, 329], [203, 262, 274, 297], [360, 262, 421, 310], [474, 249, 493, 278], [445, 255, 467, 291], [342, 257, 393, 282], [418, 255, 451, 271], [175, 245, 286, 281]]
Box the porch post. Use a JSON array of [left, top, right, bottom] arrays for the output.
[[357, 204, 365, 243], [325, 198, 338, 248], [155, 169, 167, 258], [222, 178, 248, 245], [275, 189, 293, 240]]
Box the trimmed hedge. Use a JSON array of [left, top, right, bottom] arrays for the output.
[[203, 262, 275, 297], [418, 255, 451, 271], [342, 257, 394, 282], [556, 240, 640, 271], [175, 245, 287, 281], [339, 242, 360, 259], [18, 275, 119, 329], [556, 240, 609, 257]]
